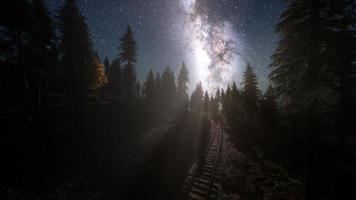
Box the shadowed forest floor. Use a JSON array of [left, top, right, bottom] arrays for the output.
[[0, 109, 210, 200]]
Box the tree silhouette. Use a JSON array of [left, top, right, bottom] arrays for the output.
[[215, 88, 221, 103], [31, 0, 57, 73], [190, 82, 203, 113], [177, 62, 189, 111], [153, 72, 162, 109], [107, 58, 122, 100], [270, 0, 356, 198], [161, 66, 177, 112], [119, 25, 137, 100], [143, 69, 155, 107], [242, 64, 260, 121], [104, 56, 110, 74], [222, 85, 231, 119], [58, 0, 95, 100], [0, 0, 57, 107], [203, 90, 209, 118]]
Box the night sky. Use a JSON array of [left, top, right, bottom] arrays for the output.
[[47, 0, 285, 92]]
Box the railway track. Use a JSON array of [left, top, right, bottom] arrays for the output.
[[181, 120, 223, 200]]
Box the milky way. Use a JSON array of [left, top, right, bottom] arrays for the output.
[[180, 0, 246, 93]]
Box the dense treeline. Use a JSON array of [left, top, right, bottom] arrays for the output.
[[270, 1, 356, 199], [1, 0, 355, 199], [0, 0, 191, 116], [205, 0, 355, 199], [0, 1, 201, 198]]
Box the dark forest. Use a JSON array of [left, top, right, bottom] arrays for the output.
[[0, 0, 355, 199]]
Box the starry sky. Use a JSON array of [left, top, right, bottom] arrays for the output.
[[46, 0, 286, 92]]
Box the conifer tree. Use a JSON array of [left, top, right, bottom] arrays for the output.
[[107, 58, 122, 100], [215, 88, 221, 103], [0, 0, 33, 65], [222, 85, 232, 118], [31, 0, 57, 73], [177, 62, 189, 110], [190, 82, 203, 113], [242, 64, 260, 120], [269, 1, 356, 197], [220, 89, 225, 100], [270, 0, 356, 118], [203, 90, 209, 117], [143, 69, 155, 106], [1, 0, 58, 107], [260, 85, 278, 129], [161, 66, 177, 111], [134, 80, 141, 98], [104, 56, 110, 74], [153, 72, 161, 109], [58, 0, 95, 99], [119, 25, 137, 100]]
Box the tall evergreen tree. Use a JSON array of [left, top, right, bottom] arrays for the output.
[[152, 72, 161, 108], [260, 85, 279, 129], [0, 0, 56, 106], [190, 82, 203, 113], [161, 66, 177, 112], [31, 0, 57, 73], [222, 85, 232, 119], [270, 0, 356, 118], [242, 64, 260, 120], [270, 1, 356, 198], [119, 25, 137, 100], [134, 80, 141, 98], [143, 69, 155, 107], [57, 0, 95, 99], [107, 58, 122, 100], [203, 90, 209, 117], [0, 0, 33, 65], [215, 88, 221, 102], [177, 62, 189, 110], [104, 56, 110, 74]]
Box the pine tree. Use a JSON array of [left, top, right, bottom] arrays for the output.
[[0, 0, 33, 65], [161, 66, 177, 112], [220, 89, 225, 103], [231, 82, 239, 99], [242, 63, 260, 120], [177, 62, 189, 110], [260, 85, 278, 128], [119, 25, 137, 100], [215, 88, 221, 103], [57, 0, 95, 100], [269, 1, 356, 198], [104, 56, 110, 74], [143, 69, 155, 107], [153, 72, 161, 109], [1, 0, 57, 107], [107, 58, 122, 100], [222, 85, 232, 119], [0, 0, 56, 68], [270, 0, 356, 117], [31, 0, 57, 73], [190, 82, 203, 113], [203, 90, 210, 117], [134, 80, 141, 98]]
